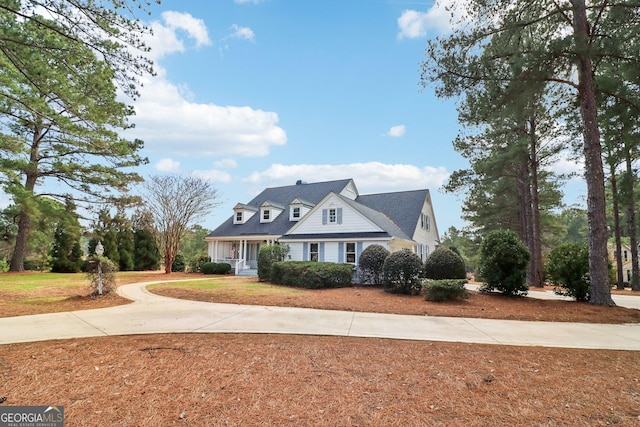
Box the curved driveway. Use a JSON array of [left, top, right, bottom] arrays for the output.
[[0, 280, 639, 350]]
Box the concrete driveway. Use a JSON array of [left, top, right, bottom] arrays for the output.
[[0, 280, 638, 350]]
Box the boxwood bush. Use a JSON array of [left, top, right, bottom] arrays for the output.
[[424, 246, 466, 280], [424, 279, 468, 302], [269, 261, 353, 289], [357, 244, 390, 285], [201, 262, 232, 275], [382, 249, 423, 295]]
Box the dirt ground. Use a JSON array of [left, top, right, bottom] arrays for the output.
[[1, 273, 639, 426], [2, 334, 639, 426], [151, 279, 640, 324]]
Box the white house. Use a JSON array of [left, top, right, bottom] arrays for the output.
[[205, 178, 440, 274]]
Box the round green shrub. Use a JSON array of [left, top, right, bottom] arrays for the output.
[[257, 244, 290, 281], [357, 244, 390, 285], [424, 279, 468, 302], [382, 249, 423, 295], [478, 229, 530, 296], [200, 262, 232, 275], [545, 241, 590, 301], [423, 246, 466, 280]]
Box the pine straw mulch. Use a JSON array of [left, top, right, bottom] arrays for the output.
[[150, 277, 640, 324], [2, 334, 639, 426], [2, 274, 640, 426]]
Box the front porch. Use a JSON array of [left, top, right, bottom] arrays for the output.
[[207, 236, 278, 275]]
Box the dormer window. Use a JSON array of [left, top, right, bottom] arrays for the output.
[[263, 209, 270, 221], [289, 198, 314, 221], [233, 203, 258, 224]]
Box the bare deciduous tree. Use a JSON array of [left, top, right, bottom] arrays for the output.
[[144, 175, 220, 273]]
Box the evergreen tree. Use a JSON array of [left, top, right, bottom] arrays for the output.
[[134, 229, 160, 271], [0, 6, 148, 271], [49, 202, 83, 273], [422, 0, 640, 305]]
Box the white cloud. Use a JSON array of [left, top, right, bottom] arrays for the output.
[[244, 162, 449, 194], [385, 125, 406, 138], [397, 0, 468, 38], [155, 158, 181, 172], [214, 159, 239, 169], [549, 150, 584, 181], [228, 24, 255, 42], [0, 191, 11, 209], [147, 12, 211, 59], [192, 169, 232, 183], [127, 14, 287, 158]]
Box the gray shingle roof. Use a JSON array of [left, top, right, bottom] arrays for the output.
[[356, 189, 429, 239], [207, 179, 354, 237], [207, 180, 429, 241]]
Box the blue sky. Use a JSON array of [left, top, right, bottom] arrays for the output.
[[3, 0, 587, 235]]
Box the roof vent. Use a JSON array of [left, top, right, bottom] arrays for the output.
[[296, 180, 306, 185]]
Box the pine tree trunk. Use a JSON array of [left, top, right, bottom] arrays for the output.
[[572, 0, 615, 306], [609, 161, 625, 289], [625, 154, 639, 291], [9, 210, 30, 272], [528, 117, 544, 288]]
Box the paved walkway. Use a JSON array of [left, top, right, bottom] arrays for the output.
[[0, 280, 639, 350]]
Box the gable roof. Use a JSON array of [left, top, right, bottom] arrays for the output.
[[207, 179, 354, 237], [356, 189, 430, 239]]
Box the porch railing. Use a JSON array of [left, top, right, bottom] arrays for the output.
[[234, 258, 246, 275]]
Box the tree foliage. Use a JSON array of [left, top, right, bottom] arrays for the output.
[[421, 0, 640, 305], [143, 175, 221, 273], [0, 5, 150, 271], [546, 242, 590, 302]]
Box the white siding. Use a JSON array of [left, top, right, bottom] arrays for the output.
[[288, 194, 382, 235], [411, 197, 440, 252], [340, 180, 358, 200], [286, 242, 304, 261]]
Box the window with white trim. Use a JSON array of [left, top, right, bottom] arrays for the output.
[[292, 207, 300, 219], [421, 213, 430, 231], [329, 208, 337, 223], [236, 211, 242, 222], [310, 243, 319, 262], [345, 242, 356, 263], [263, 209, 270, 221]]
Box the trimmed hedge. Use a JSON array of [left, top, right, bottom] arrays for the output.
[[270, 261, 353, 289], [357, 244, 390, 285], [424, 246, 466, 280], [382, 249, 423, 295], [424, 279, 468, 302], [201, 262, 232, 275]]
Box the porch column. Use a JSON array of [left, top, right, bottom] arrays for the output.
[[243, 239, 248, 261]]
